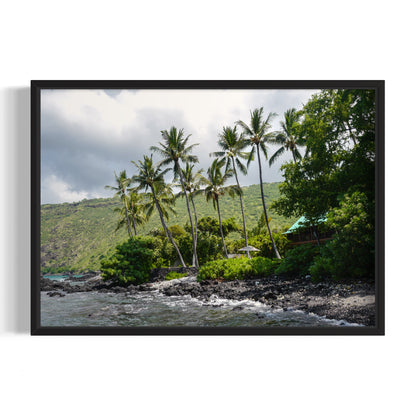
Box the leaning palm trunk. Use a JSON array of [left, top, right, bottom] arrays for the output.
[[256, 144, 281, 259], [231, 157, 249, 258], [190, 195, 198, 254], [216, 198, 228, 258], [123, 199, 132, 237], [150, 186, 186, 267], [130, 208, 137, 236], [177, 163, 198, 267]]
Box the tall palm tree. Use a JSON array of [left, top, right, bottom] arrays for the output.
[[131, 155, 186, 267], [150, 127, 199, 267], [204, 159, 240, 258], [176, 162, 208, 252], [236, 108, 281, 259], [105, 170, 133, 237], [211, 126, 252, 257], [269, 108, 305, 165]]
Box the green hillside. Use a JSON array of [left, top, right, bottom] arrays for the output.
[[41, 182, 296, 272]]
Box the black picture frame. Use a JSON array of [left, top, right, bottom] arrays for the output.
[[31, 80, 385, 335]]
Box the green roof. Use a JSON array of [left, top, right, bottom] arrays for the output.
[[284, 216, 327, 234]]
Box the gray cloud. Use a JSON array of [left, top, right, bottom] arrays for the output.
[[41, 89, 317, 204]]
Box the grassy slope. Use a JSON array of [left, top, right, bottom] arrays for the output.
[[41, 182, 296, 271]]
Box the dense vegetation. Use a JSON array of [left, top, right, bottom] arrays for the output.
[[41, 183, 295, 272], [197, 257, 280, 282], [272, 89, 376, 279], [100, 237, 156, 285], [43, 89, 376, 283]]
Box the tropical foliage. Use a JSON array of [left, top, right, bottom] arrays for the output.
[[151, 127, 199, 266], [228, 233, 289, 260], [272, 89, 376, 279], [269, 108, 305, 164], [211, 126, 251, 255], [131, 155, 186, 267], [100, 237, 156, 285], [236, 108, 282, 259], [105, 170, 134, 237], [197, 257, 280, 281], [165, 271, 187, 281], [309, 191, 375, 279], [204, 158, 240, 258], [275, 244, 320, 278]]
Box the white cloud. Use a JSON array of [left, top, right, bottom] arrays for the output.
[[42, 174, 100, 204]]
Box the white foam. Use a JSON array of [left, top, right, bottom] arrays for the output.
[[128, 283, 365, 327]]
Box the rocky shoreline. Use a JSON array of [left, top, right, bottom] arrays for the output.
[[40, 274, 376, 326]]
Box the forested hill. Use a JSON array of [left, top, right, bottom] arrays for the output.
[[41, 182, 296, 272]]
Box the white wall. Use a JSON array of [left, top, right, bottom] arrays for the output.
[[1, 1, 414, 414]]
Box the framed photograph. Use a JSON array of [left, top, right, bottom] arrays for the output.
[[31, 80, 384, 335]]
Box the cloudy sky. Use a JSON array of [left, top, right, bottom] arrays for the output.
[[41, 88, 318, 204]]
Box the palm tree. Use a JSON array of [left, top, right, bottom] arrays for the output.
[[176, 162, 207, 253], [114, 191, 148, 235], [131, 155, 186, 267], [204, 159, 240, 258], [236, 108, 281, 259], [105, 170, 133, 237], [211, 126, 252, 257], [269, 108, 305, 165], [150, 127, 199, 267]]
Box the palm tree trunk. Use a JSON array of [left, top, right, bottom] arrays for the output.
[[177, 162, 198, 267], [291, 151, 297, 163], [256, 144, 281, 259], [190, 195, 199, 261], [216, 198, 228, 258], [150, 186, 186, 267], [123, 197, 132, 238], [231, 157, 249, 258], [130, 207, 137, 236]]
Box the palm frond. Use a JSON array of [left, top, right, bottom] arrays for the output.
[[259, 141, 268, 159], [235, 120, 253, 137], [293, 148, 302, 161], [235, 157, 248, 175], [269, 146, 285, 166], [225, 157, 232, 173], [246, 146, 256, 168], [274, 132, 287, 144], [210, 151, 226, 158]]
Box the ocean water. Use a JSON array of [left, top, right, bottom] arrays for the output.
[[43, 274, 83, 281], [40, 285, 358, 327]]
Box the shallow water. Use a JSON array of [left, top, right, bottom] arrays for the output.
[[43, 274, 83, 281], [41, 287, 358, 327]]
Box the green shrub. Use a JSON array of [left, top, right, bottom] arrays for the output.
[[308, 255, 332, 281], [175, 232, 224, 266], [197, 257, 279, 281], [275, 244, 320, 277], [100, 236, 157, 285], [165, 271, 187, 281], [227, 233, 289, 259], [309, 192, 375, 280]]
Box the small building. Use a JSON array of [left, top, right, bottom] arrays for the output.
[[284, 216, 335, 245]]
